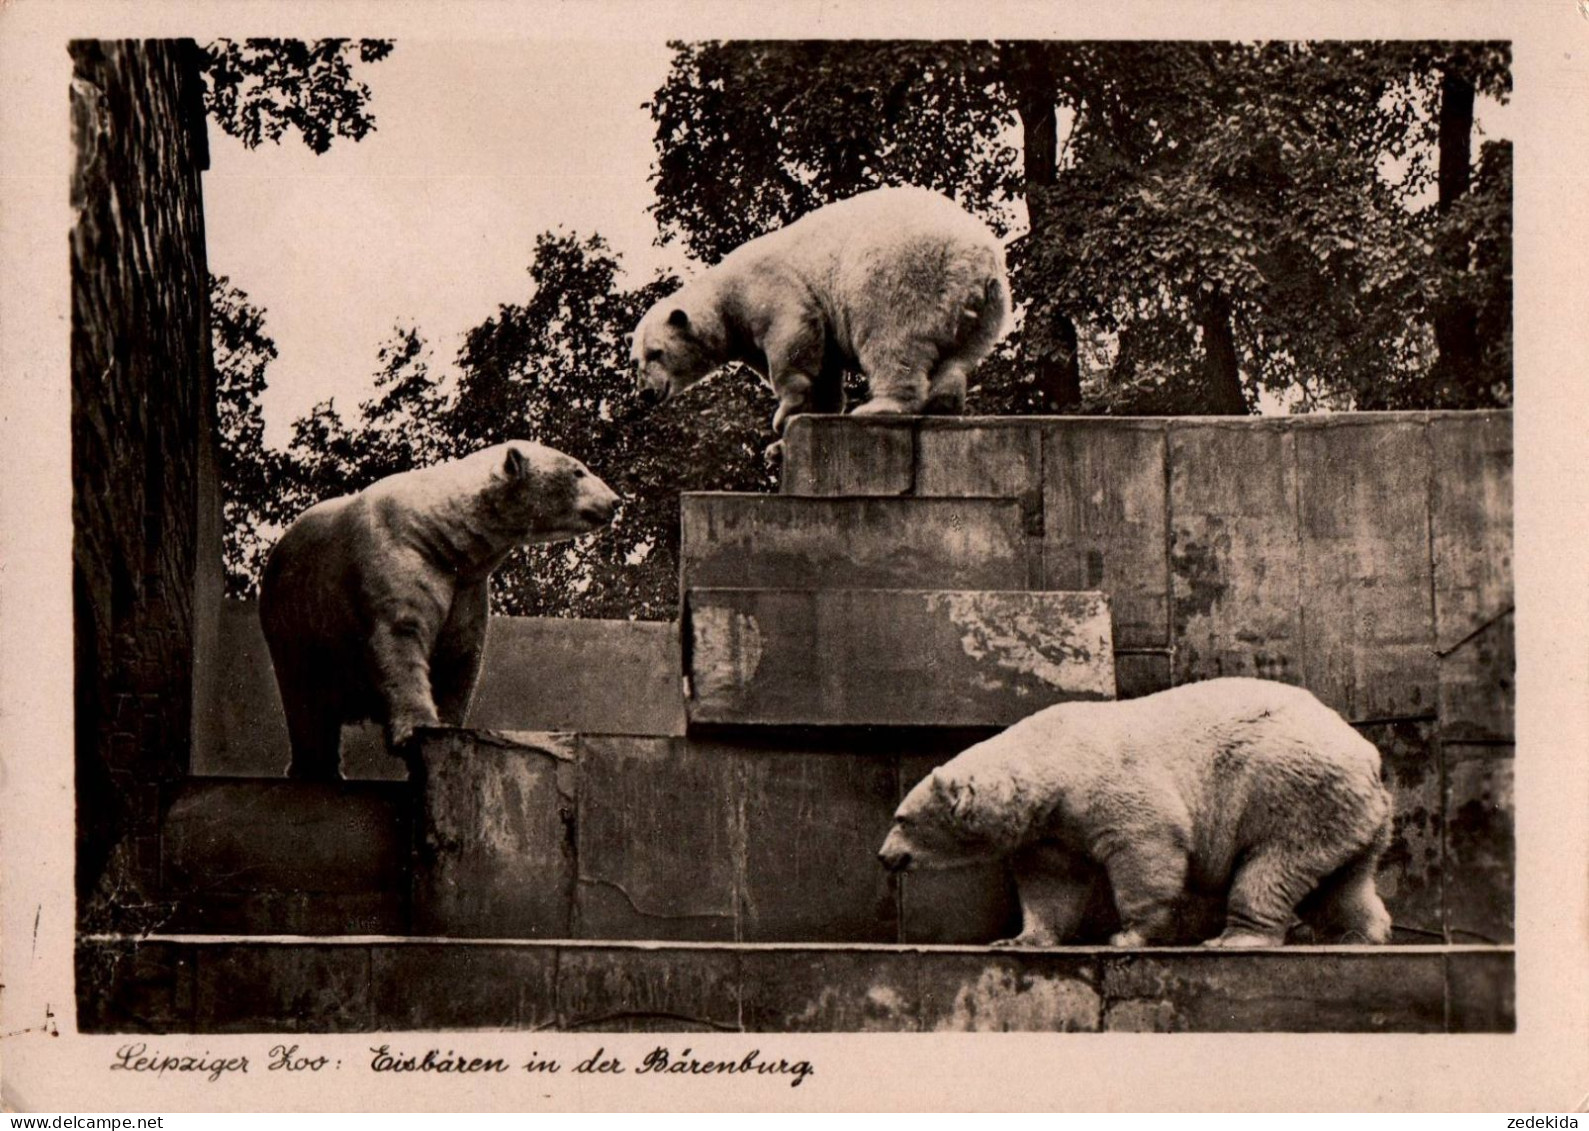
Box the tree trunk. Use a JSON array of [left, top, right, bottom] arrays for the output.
[[1197, 291, 1247, 414], [999, 41, 1082, 412], [1433, 65, 1480, 393]]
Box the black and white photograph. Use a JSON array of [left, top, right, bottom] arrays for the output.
[[2, 0, 1585, 1115]]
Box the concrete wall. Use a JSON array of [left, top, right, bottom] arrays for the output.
[[71, 39, 213, 928], [776, 411, 1515, 944], [193, 603, 686, 778]]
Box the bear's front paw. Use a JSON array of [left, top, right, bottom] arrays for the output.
[[1203, 929, 1284, 948], [990, 930, 1057, 949], [763, 438, 786, 466], [387, 713, 438, 752], [1110, 929, 1150, 948]]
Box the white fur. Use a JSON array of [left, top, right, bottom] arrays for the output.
[[259, 441, 618, 780], [879, 677, 1394, 948], [633, 186, 1011, 439]]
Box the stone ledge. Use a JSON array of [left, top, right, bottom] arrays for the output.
[[76, 937, 1513, 1034]]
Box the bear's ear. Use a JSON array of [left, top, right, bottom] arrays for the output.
[[666, 308, 690, 330], [942, 776, 976, 822], [503, 447, 531, 480]]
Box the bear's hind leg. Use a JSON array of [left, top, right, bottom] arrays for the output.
[[1302, 846, 1393, 945], [1209, 847, 1333, 947], [921, 359, 969, 416], [853, 336, 936, 416]]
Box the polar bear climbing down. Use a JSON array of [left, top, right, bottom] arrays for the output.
[[878, 677, 1395, 948], [631, 185, 1011, 444], [259, 441, 619, 781]]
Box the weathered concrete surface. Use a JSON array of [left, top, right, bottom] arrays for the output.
[[573, 736, 739, 941], [1432, 412, 1514, 742], [409, 729, 577, 938], [1170, 420, 1304, 686], [193, 606, 687, 778], [469, 617, 686, 737], [781, 415, 915, 495], [160, 779, 410, 935], [919, 954, 1102, 1032], [686, 588, 1114, 727], [681, 494, 1037, 591], [1043, 420, 1170, 649], [77, 938, 1512, 1033], [556, 946, 741, 1032], [1444, 749, 1515, 944], [1357, 720, 1444, 940], [1296, 418, 1437, 720], [737, 748, 901, 943], [1100, 950, 1447, 1032]]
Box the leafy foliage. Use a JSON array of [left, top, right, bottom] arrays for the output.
[[647, 39, 1512, 416], [202, 38, 395, 154], [214, 239, 775, 618]]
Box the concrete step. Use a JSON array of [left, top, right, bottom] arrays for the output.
[[684, 587, 1114, 727], [77, 935, 1514, 1034]]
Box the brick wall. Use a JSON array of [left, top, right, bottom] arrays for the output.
[[71, 39, 214, 929]]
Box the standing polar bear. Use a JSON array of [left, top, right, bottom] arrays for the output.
[[632, 186, 1010, 444], [260, 441, 619, 781], [878, 677, 1394, 948]]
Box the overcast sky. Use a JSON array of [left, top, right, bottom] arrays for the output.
[[204, 39, 689, 449]]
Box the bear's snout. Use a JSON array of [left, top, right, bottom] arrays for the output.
[[877, 828, 914, 873], [635, 373, 672, 408], [577, 478, 621, 527]]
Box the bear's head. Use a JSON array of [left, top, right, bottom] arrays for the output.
[[631, 292, 726, 408], [877, 763, 1022, 873], [490, 441, 620, 543]]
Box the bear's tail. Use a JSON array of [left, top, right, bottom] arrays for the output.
[[959, 270, 1012, 358]]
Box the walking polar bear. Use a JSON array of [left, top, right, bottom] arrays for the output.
[[260, 441, 619, 780], [878, 677, 1394, 948], [631, 186, 1010, 447]]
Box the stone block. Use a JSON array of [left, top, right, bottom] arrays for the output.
[[918, 954, 1102, 1032], [469, 617, 686, 738], [573, 737, 738, 941], [369, 944, 559, 1030], [1446, 948, 1516, 1032], [556, 945, 740, 1032], [193, 943, 373, 1032], [76, 940, 195, 1033], [915, 419, 1043, 502], [191, 599, 291, 776], [1295, 418, 1437, 720], [1357, 719, 1445, 939], [1114, 652, 1173, 700], [1041, 420, 1170, 648], [739, 949, 919, 1031], [161, 779, 410, 897], [1430, 413, 1513, 743], [1169, 420, 1305, 686], [409, 729, 576, 939], [686, 588, 1114, 727], [738, 747, 900, 942], [781, 415, 914, 495], [680, 494, 1034, 592], [160, 891, 405, 936], [1444, 750, 1515, 944], [1100, 951, 1446, 1032]]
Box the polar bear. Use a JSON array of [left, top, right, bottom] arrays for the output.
[[259, 441, 619, 781], [631, 186, 1010, 445], [877, 677, 1394, 948]]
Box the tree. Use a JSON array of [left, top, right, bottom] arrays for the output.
[[449, 232, 776, 619], [648, 40, 1512, 417], [211, 275, 285, 596], [201, 38, 395, 153]]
